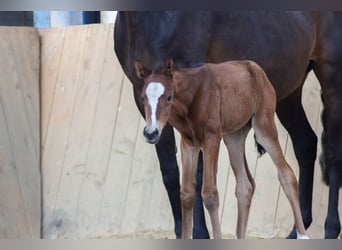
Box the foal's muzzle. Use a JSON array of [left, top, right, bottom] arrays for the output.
[[143, 126, 160, 144]]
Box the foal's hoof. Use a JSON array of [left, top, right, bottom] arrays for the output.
[[296, 232, 310, 239]]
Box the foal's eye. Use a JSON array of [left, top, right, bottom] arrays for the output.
[[166, 95, 172, 103]]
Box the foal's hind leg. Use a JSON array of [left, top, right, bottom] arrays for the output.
[[252, 113, 308, 238], [276, 83, 317, 238], [223, 124, 255, 239]]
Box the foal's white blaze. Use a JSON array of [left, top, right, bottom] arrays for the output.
[[145, 82, 165, 132]]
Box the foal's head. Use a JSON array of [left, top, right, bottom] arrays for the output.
[[135, 59, 175, 144]]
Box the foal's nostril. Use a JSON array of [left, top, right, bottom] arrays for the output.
[[143, 127, 160, 144]]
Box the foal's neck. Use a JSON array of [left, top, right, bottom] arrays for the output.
[[169, 68, 211, 131], [172, 68, 206, 113]]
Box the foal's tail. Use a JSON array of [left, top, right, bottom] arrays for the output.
[[254, 133, 266, 157]]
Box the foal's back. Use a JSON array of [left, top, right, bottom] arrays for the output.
[[191, 60, 276, 133]]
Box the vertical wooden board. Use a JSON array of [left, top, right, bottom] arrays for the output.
[[96, 77, 141, 236], [144, 146, 174, 236], [9, 29, 40, 157], [0, 97, 31, 238], [51, 24, 110, 238], [42, 26, 88, 238], [119, 117, 161, 234], [302, 73, 322, 129], [4, 28, 41, 238], [39, 27, 66, 145], [73, 25, 126, 238], [0, 27, 40, 238], [140, 126, 178, 237]]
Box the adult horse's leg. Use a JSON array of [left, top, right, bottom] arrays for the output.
[[155, 123, 182, 238], [313, 62, 342, 238], [193, 151, 210, 238], [276, 86, 318, 238], [223, 124, 255, 239], [133, 87, 209, 239]]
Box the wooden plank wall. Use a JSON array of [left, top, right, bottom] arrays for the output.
[[0, 27, 40, 238], [40, 24, 342, 239]]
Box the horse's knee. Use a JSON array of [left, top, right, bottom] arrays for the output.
[[235, 181, 254, 205], [181, 188, 196, 209], [202, 188, 219, 212]]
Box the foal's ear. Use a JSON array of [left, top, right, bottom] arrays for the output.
[[134, 60, 152, 79], [166, 59, 173, 77]]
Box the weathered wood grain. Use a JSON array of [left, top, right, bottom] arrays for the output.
[[0, 27, 40, 238]]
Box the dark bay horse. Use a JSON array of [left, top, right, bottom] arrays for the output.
[[135, 59, 309, 239], [114, 11, 342, 239]]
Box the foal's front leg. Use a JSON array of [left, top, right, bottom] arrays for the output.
[[202, 134, 222, 239], [180, 138, 200, 239]]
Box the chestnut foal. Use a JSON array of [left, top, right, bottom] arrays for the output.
[[135, 59, 308, 239]]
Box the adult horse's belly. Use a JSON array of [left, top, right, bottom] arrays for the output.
[[207, 12, 316, 101]]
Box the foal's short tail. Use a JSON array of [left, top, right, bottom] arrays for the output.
[[254, 134, 266, 157]]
